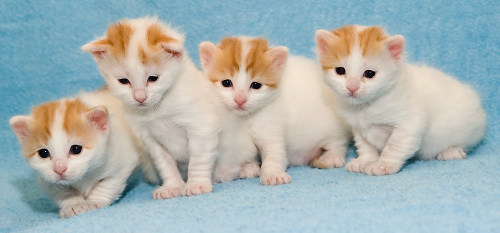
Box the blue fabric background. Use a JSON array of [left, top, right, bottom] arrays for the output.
[[1, 1, 498, 232]]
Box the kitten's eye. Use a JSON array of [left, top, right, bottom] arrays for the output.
[[148, 76, 159, 82], [363, 70, 376, 78], [250, 82, 262, 89], [335, 67, 346, 75], [118, 78, 130, 85], [221, 79, 233, 87], [38, 149, 50, 159], [70, 145, 82, 155]]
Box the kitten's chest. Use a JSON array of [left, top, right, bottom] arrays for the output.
[[343, 109, 393, 151]]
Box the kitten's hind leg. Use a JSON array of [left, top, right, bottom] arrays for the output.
[[239, 161, 260, 179], [311, 150, 346, 169], [436, 146, 466, 160]]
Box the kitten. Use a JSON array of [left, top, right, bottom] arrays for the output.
[[9, 90, 148, 218], [199, 37, 351, 185], [315, 25, 487, 175], [82, 17, 219, 198]]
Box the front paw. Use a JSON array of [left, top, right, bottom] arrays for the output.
[[153, 185, 185, 200], [240, 162, 260, 179], [311, 154, 346, 169], [345, 158, 375, 173], [184, 181, 212, 196], [364, 161, 402, 176], [59, 201, 105, 218], [260, 172, 291, 186]]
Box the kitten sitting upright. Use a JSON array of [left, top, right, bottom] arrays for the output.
[[200, 37, 351, 184], [315, 25, 487, 175], [82, 17, 219, 198], [9, 90, 148, 218]]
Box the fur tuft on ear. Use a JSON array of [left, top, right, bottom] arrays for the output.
[[160, 41, 184, 58], [81, 39, 110, 59], [199, 41, 220, 71], [315, 29, 335, 55], [9, 116, 32, 142], [87, 106, 109, 133], [386, 35, 405, 63], [266, 46, 289, 73]]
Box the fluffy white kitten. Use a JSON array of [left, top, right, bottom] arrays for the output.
[[200, 37, 350, 184], [9, 89, 149, 218], [315, 25, 487, 175], [82, 17, 219, 198]]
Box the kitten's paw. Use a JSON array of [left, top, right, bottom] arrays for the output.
[[59, 201, 103, 218], [153, 185, 184, 200], [364, 161, 402, 176], [260, 172, 291, 186], [240, 163, 260, 179], [311, 154, 346, 169], [345, 158, 375, 173], [437, 147, 466, 161], [184, 181, 212, 196], [214, 168, 239, 183]]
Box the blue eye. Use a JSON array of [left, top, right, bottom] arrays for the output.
[[38, 149, 50, 158], [363, 70, 376, 78], [250, 82, 262, 89], [70, 145, 82, 155], [221, 79, 233, 87]]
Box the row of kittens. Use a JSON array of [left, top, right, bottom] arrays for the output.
[[9, 17, 486, 218]]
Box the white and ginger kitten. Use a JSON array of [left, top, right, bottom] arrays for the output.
[[82, 17, 219, 198], [199, 37, 351, 185], [9, 90, 150, 218], [315, 25, 487, 175]]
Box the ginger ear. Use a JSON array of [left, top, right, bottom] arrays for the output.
[[82, 39, 110, 59], [386, 35, 405, 63], [199, 41, 220, 72], [9, 116, 32, 142], [87, 106, 109, 133], [315, 29, 335, 55], [160, 40, 184, 58], [266, 46, 289, 74]]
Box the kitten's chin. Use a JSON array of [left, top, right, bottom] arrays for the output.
[[231, 107, 252, 116]]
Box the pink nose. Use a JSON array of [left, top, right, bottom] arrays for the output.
[[134, 89, 147, 103], [54, 160, 67, 175], [234, 97, 247, 107], [346, 78, 359, 94]]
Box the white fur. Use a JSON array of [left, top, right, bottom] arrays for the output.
[[9, 90, 145, 218], [201, 38, 351, 184], [83, 17, 220, 198], [316, 26, 487, 175]]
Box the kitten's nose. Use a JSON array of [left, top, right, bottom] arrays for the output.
[[134, 89, 147, 103], [234, 97, 247, 107], [347, 78, 359, 94], [54, 160, 67, 176]]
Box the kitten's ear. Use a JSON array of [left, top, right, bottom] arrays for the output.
[[9, 116, 32, 142], [315, 29, 335, 55], [199, 41, 220, 71], [87, 106, 109, 133], [386, 35, 405, 63], [81, 39, 110, 59], [266, 46, 289, 73], [159, 39, 184, 58]]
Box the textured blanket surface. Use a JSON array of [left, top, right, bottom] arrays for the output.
[[0, 0, 499, 232]]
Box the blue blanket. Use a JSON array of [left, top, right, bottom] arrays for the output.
[[1, 1, 498, 232]]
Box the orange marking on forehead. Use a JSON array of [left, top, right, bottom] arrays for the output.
[[207, 37, 242, 82], [147, 23, 177, 50], [29, 101, 60, 152], [101, 22, 134, 58], [63, 99, 96, 148], [246, 38, 279, 88], [358, 26, 387, 56]]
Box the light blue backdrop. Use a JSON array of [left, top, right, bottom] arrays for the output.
[[0, 1, 498, 232]]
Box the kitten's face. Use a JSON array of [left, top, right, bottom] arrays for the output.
[[82, 18, 185, 109], [315, 26, 405, 105], [10, 99, 109, 185], [199, 37, 288, 115]]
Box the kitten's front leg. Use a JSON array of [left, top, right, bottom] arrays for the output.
[[41, 181, 88, 218], [345, 129, 379, 173], [185, 132, 218, 196], [252, 130, 290, 186], [365, 118, 425, 176], [145, 139, 186, 199]]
